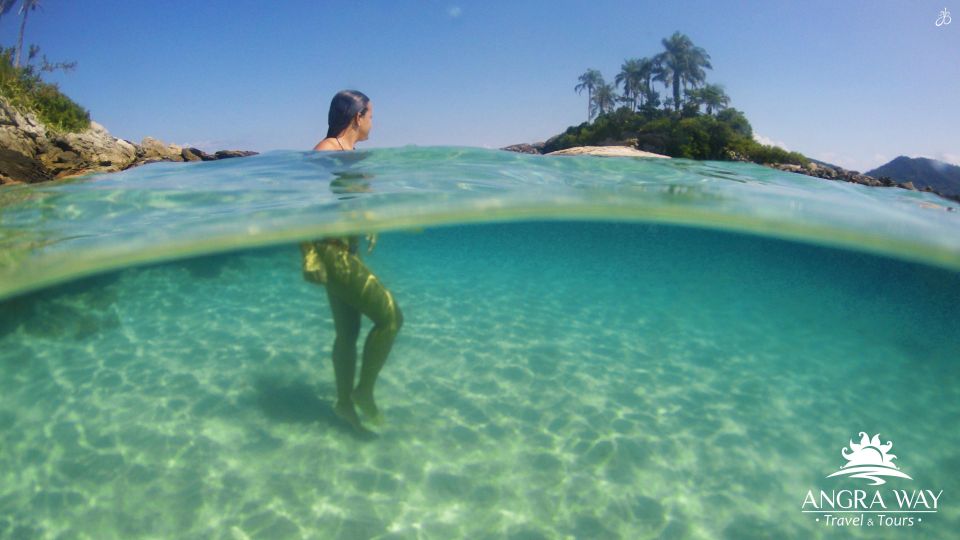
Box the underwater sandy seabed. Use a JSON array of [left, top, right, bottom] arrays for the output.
[[0, 221, 958, 539]]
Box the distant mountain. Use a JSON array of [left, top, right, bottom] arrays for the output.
[[866, 156, 960, 196]]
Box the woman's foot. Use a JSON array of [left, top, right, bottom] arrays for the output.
[[333, 399, 366, 432], [352, 387, 384, 426]]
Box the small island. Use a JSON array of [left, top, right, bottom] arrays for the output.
[[501, 32, 960, 205]]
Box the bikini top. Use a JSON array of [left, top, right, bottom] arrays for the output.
[[320, 235, 359, 254]]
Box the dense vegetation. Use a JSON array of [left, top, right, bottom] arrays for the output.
[[0, 47, 89, 133], [557, 31, 807, 165], [0, 0, 89, 133]]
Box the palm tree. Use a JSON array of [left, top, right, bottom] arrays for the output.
[[13, 0, 42, 68], [680, 47, 712, 104], [615, 59, 644, 111], [575, 69, 604, 122], [651, 54, 674, 111], [653, 31, 712, 113], [686, 83, 730, 115], [636, 57, 657, 109], [590, 82, 617, 119]]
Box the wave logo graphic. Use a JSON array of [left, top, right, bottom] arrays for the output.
[[826, 432, 913, 486], [937, 7, 951, 26]]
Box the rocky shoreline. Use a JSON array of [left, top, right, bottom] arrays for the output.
[[0, 98, 257, 186], [501, 142, 960, 205], [2, 99, 956, 208]]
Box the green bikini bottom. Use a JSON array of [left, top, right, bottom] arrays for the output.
[[299, 238, 401, 328]]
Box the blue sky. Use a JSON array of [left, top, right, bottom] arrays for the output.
[[1, 0, 957, 172]]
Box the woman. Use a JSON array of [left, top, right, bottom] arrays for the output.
[[300, 90, 403, 432]]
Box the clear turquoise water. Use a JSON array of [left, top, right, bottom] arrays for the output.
[[0, 148, 958, 539]]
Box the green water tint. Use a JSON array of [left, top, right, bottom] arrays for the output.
[[0, 221, 958, 539], [1, 146, 959, 302]]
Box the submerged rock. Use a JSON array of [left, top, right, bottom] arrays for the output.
[[0, 97, 258, 185]]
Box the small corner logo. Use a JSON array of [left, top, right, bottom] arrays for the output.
[[936, 7, 952, 26], [826, 432, 912, 485]]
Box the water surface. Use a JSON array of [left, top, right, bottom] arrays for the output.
[[1, 148, 958, 539]]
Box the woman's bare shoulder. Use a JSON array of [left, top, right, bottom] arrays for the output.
[[314, 138, 339, 151]]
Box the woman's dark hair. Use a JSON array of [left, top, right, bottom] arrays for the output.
[[326, 90, 370, 138]]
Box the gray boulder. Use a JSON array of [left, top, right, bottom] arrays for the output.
[[139, 136, 184, 163], [501, 142, 544, 155], [40, 121, 138, 176], [215, 150, 258, 159], [0, 98, 49, 184], [181, 147, 213, 161]]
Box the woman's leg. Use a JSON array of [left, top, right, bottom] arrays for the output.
[[323, 249, 403, 424], [326, 285, 363, 429], [352, 278, 404, 424]]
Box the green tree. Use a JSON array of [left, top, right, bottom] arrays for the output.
[[686, 83, 730, 116], [639, 86, 662, 115], [590, 82, 617, 119], [575, 68, 604, 122], [653, 31, 712, 113], [635, 57, 658, 109], [716, 107, 751, 138], [615, 58, 644, 111], [1, 46, 88, 132]]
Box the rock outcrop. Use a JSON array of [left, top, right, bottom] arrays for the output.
[[726, 150, 959, 204], [761, 161, 959, 202], [501, 142, 545, 155], [0, 97, 257, 186]]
